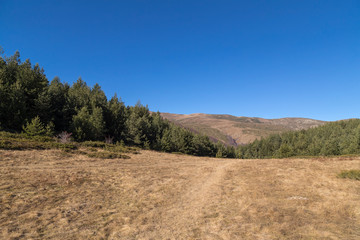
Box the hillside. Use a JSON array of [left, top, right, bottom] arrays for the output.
[[1, 149, 359, 239], [161, 113, 325, 146], [0, 49, 233, 158], [239, 118, 360, 159]]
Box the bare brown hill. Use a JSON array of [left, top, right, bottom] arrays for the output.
[[161, 113, 326, 146]]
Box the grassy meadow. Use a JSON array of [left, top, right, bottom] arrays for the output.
[[1, 146, 359, 239]]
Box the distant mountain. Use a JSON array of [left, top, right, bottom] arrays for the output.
[[160, 113, 326, 146]]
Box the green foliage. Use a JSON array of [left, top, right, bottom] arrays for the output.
[[86, 151, 130, 159], [275, 144, 294, 158], [22, 116, 46, 136], [72, 107, 92, 141], [47, 77, 71, 131], [125, 102, 152, 146], [105, 144, 138, 154], [215, 142, 227, 158], [0, 131, 77, 150], [81, 141, 106, 148], [192, 135, 216, 157], [72, 106, 105, 141], [90, 106, 105, 139], [338, 170, 360, 180], [0, 50, 48, 130], [105, 94, 126, 142], [238, 119, 360, 159], [0, 47, 233, 158], [45, 121, 55, 137], [215, 142, 236, 158], [67, 78, 91, 111]]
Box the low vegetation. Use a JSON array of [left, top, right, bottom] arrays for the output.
[[0, 131, 77, 151], [0, 131, 136, 159], [338, 170, 360, 180]]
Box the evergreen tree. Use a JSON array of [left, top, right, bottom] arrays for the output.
[[239, 119, 360, 158], [105, 94, 127, 141], [89, 106, 105, 140], [90, 83, 107, 110], [22, 116, 46, 136], [72, 106, 92, 141], [161, 128, 175, 152], [0, 47, 234, 158], [192, 135, 216, 156], [125, 102, 152, 146], [0, 50, 48, 130], [72, 106, 105, 141], [215, 142, 227, 158], [47, 77, 71, 131], [68, 78, 91, 111]]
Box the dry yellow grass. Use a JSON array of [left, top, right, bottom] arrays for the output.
[[1, 149, 359, 239]]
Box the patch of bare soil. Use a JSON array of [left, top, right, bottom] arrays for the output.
[[1, 150, 359, 239]]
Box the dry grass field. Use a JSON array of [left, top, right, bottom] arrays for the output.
[[1, 149, 359, 239]]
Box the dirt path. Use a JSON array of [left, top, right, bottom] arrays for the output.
[[150, 160, 238, 239], [1, 150, 360, 239]]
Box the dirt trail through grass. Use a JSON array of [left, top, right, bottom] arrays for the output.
[[152, 160, 238, 239], [1, 150, 360, 239]]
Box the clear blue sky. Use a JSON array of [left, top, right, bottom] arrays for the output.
[[1, 0, 359, 121]]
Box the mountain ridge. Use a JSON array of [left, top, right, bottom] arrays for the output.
[[160, 112, 326, 146]]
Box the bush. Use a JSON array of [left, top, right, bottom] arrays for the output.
[[57, 143, 78, 151], [45, 121, 55, 137], [57, 131, 72, 143], [338, 170, 360, 180], [0, 131, 77, 151], [0, 140, 17, 150], [105, 144, 139, 154], [105, 136, 114, 144], [86, 151, 130, 159], [30, 135, 54, 142], [81, 141, 106, 148]]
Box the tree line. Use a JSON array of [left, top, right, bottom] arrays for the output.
[[237, 119, 360, 158], [2, 48, 359, 159], [0, 48, 236, 157]]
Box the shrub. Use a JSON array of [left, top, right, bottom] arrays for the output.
[[45, 122, 55, 137], [57, 131, 72, 143], [86, 151, 130, 159], [30, 135, 54, 142], [57, 143, 78, 151], [105, 144, 138, 154], [0, 140, 16, 150], [338, 170, 360, 180], [81, 141, 106, 148], [0, 131, 77, 151], [105, 136, 114, 144], [88, 147, 98, 152]]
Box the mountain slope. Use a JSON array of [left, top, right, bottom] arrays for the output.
[[161, 113, 326, 146]]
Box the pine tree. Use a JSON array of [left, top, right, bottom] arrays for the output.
[[72, 107, 92, 141], [105, 94, 127, 141], [89, 106, 105, 140], [22, 116, 46, 136], [47, 77, 71, 131]]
